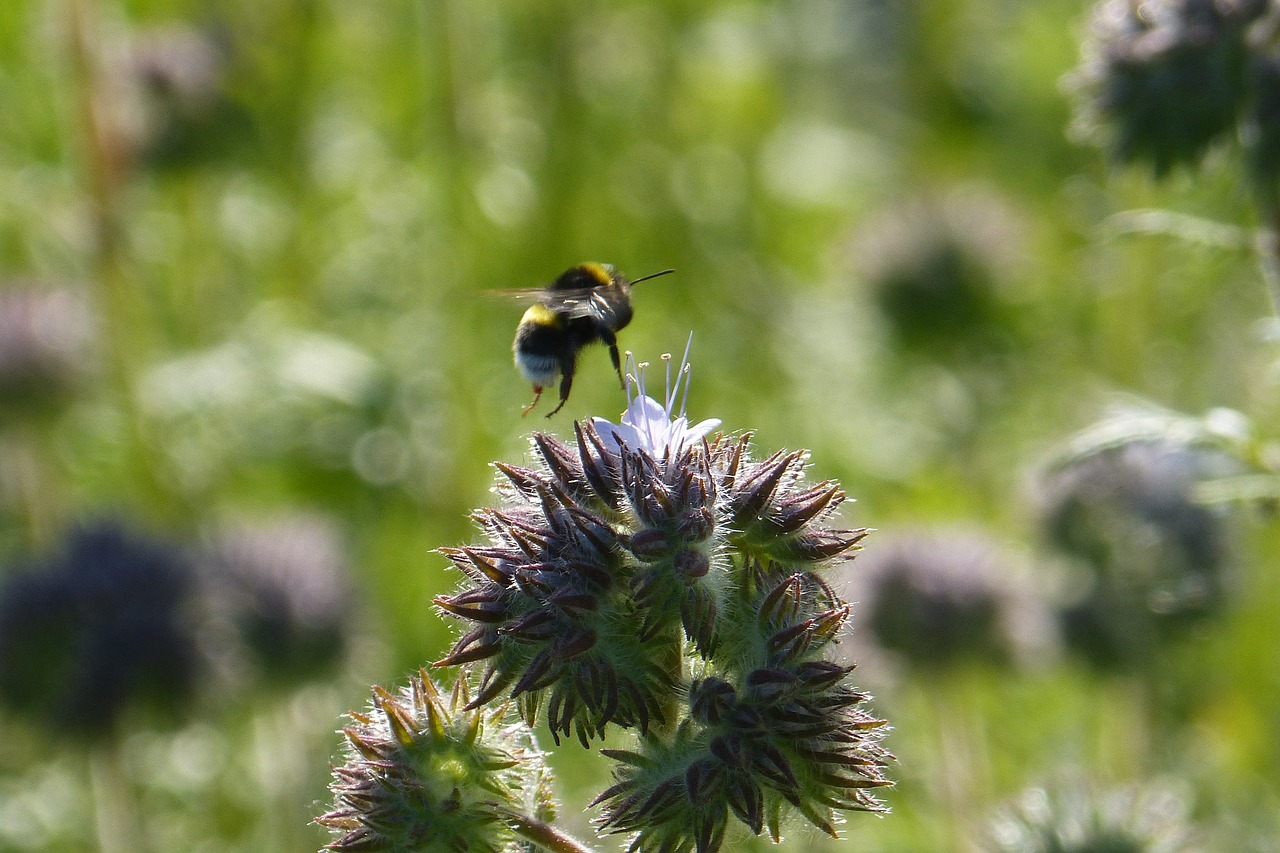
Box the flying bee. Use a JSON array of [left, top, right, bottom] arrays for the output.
[[498, 262, 674, 417]]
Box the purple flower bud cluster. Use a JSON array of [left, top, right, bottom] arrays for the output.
[[432, 409, 891, 850]]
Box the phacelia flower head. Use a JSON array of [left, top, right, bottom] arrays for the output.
[[318, 669, 557, 852], [1068, 0, 1268, 176], [0, 284, 93, 413], [849, 188, 1023, 358], [201, 513, 352, 686], [841, 526, 1055, 672], [1038, 413, 1240, 670], [433, 338, 890, 850], [0, 520, 201, 739], [984, 777, 1201, 853]]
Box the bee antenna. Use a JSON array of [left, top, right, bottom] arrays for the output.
[[630, 268, 676, 285]]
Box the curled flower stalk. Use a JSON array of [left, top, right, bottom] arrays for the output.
[[425, 339, 892, 852]]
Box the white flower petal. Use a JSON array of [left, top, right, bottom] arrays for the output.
[[622, 395, 667, 428], [590, 417, 641, 452], [621, 395, 674, 454], [684, 418, 722, 444]]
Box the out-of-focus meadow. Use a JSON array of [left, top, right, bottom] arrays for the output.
[[3, 0, 1280, 850]]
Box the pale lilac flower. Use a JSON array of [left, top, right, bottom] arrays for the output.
[[590, 334, 720, 459]]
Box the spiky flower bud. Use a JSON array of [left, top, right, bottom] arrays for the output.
[[433, 341, 891, 851], [1069, 0, 1268, 175], [318, 669, 557, 853]]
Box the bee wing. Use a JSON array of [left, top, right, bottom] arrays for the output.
[[483, 287, 551, 304], [485, 287, 616, 321]]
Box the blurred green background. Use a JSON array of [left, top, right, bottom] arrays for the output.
[[2, 0, 1279, 850]]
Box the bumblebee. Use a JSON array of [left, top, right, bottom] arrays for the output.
[[504, 262, 674, 417]]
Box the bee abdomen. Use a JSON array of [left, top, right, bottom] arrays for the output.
[[514, 306, 566, 385], [515, 349, 559, 386]]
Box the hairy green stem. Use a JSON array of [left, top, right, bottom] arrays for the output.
[[500, 808, 598, 853], [66, 0, 179, 516], [89, 742, 141, 853], [1255, 194, 1280, 320]]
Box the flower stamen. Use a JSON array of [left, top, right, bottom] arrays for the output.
[[593, 335, 720, 459]]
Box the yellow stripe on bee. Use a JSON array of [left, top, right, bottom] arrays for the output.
[[522, 303, 563, 326], [580, 262, 613, 286]]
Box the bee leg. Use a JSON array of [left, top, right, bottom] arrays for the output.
[[521, 386, 543, 416], [545, 355, 575, 417], [601, 330, 624, 389]]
